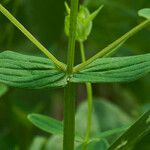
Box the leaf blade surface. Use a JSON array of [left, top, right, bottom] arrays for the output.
[[0, 51, 67, 89], [71, 54, 150, 83]]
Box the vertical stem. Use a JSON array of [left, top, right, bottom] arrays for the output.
[[79, 42, 93, 150], [67, 0, 79, 73], [64, 83, 76, 150], [63, 0, 79, 150]]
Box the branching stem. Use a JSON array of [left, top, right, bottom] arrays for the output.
[[74, 19, 150, 72], [0, 4, 66, 71]]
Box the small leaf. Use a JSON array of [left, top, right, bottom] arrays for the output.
[[138, 8, 150, 19], [71, 53, 150, 83], [64, 2, 70, 14], [28, 114, 63, 135], [65, 4, 103, 42], [108, 110, 150, 150], [0, 51, 67, 89], [85, 5, 104, 25], [28, 113, 83, 142]]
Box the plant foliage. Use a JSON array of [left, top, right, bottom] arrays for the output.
[[0, 51, 67, 89], [0, 2, 150, 150], [71, 54, 150, 83]]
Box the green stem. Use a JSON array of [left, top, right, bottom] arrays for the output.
[[74, 19, 150, 72], [79, 42, 93, 150], [63, 0, 79, 150], [63, 83, 76, 150], [66, 0, 79, 73], [0, 4, 66, 71]]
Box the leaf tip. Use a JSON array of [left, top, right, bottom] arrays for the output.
[[88, 4, 104, 22], [64, 1, 70, 14], [138, 8, 150, 20], [27, 113, 36, 121]]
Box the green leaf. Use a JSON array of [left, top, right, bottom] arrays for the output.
[[108, 110, 150, 150], [28, 114, 63, 135], [29, 136, 47, 150], [28, 113, 83, 142], [0, 51, 67, 89], [85, 5, 104, 26], [0, 83, 8, 97], [71, 53, 150, 83], [73, 19, 150, 73], [65, 4, 103, 42], [138, 8, 150, 20]]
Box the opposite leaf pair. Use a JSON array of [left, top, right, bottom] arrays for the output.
[[0, 51, 150, 89], [0, 4, 150, 88]]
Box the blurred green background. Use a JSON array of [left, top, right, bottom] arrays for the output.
[[0, 0, 150, 149]]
